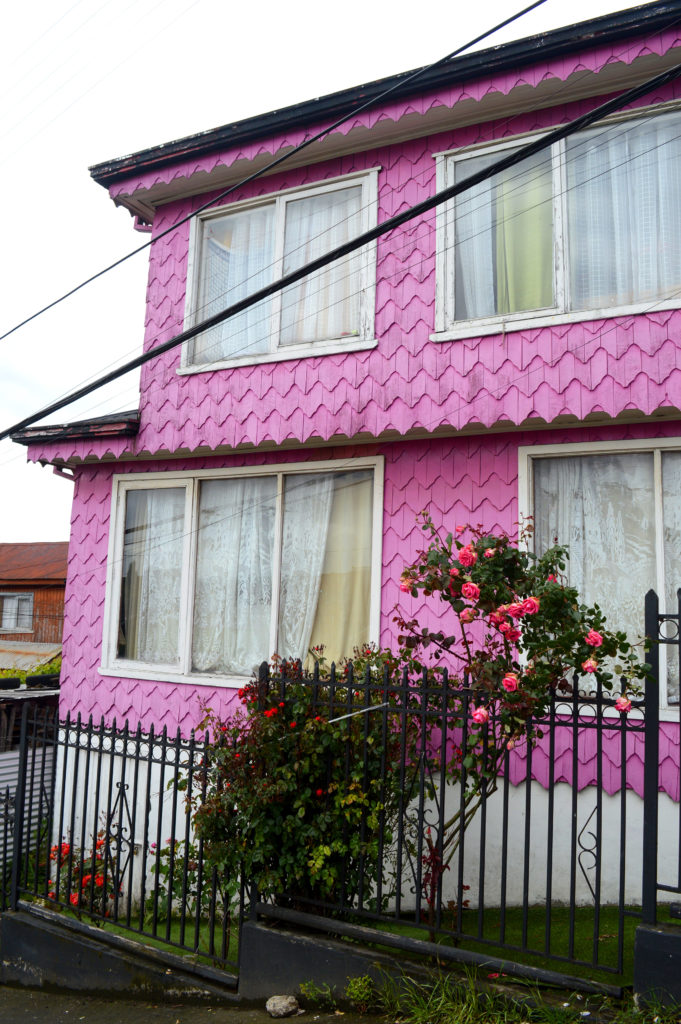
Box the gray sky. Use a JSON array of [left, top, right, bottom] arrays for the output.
[[0, 0, 642, 542]]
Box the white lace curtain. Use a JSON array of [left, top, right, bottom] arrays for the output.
[[193, 205, 276, 364], [533, 454, 662, 695], [192, 477, 277, 676], [119, 470, 373, 678], [280, 186, 362, 345], [566, 116, 681, 309], [120, 488, 185, 664]]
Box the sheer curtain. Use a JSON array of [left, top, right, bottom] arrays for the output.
[[280, 186, 362, 345], [454, 148, 553, 319], [567, 116, 681, 309], [533, 454, 656, 683], [192, 206, 276, 364], [119, 488, 185, 664], [277, 474, 335, 661], [192, 477, 276, 676]]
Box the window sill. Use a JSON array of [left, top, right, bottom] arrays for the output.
[[178, 336, 377, 374], [99, 664, 247, 689], [431, 297, 681, 342], [0, 628, 33, 634]]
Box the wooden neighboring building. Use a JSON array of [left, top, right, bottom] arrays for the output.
[[0, 543, 68, 644]]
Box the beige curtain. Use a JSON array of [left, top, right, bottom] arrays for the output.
[[495, 150, 553, 314], [306, 471, 374, 666]]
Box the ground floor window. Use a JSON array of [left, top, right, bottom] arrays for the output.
[[104, 459, 382, 683], [523, 443, 681, 705]]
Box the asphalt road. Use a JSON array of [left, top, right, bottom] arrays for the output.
[[0, 987, 361, 1024]]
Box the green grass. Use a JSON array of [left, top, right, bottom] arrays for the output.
[[372, 969, 681, 1024], [28, 896, 240, 969], [355, 904, 640, 985]]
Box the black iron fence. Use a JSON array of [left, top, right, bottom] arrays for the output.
[[1, 705, 243, 974], [642, 589, 681, 924], [0, 594, 677, 990], [241, 660, 647, 988]]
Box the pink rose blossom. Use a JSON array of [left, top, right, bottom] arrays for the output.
[[502, 673, 519, 692], [461, 582, 480, 601], [488, 611, 506, 627], [458, 545, 478, 568], [503, 626, 522, 642], [615, 695, 632, 713], [483, 548, 495, 558], [399, 578, 412, 593], [522, 596, 540, 615], [449, 567, 460, 578], [547, 574, 557, 582], [585, 629, 603, 647], [471, 705, 489, 724], [456, 525, 466, 534], [582, 657, 598, 673], [459, 607, 477, 623], [507, 602, 526, 618]]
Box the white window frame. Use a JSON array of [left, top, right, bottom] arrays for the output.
[[519, 437, 681, 716], [180, 169, 379, 372], [0, 591, 34, 632], [433, 103, 681, 342], [100, 456, 384, 688]]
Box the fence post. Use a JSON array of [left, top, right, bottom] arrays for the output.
[[9, 703, 31, 911], [642, 588, 660, 925]]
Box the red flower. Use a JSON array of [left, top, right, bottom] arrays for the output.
[[316, 788, 324, 796], [289, 721, 297, 729], [69, 893, 79, 906]]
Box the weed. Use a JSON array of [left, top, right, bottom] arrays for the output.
[[299, 979, 337, 1011], [345, 974, 377, 1014]]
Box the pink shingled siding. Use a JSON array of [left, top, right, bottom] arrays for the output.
[[24, 30, 681, 469], [59, 421, 680, 797]]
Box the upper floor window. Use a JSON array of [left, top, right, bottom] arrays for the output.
[[102, 459, 383, 685], [0, 592, 33, 631], [182, 171, 378, 371], [435, 108, 681, 338]]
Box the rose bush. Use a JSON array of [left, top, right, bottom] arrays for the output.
[[397, 513, 647, 723], [395, 514, 649, 888], [193, 649, 420, 909]]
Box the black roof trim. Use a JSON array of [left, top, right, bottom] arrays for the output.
[[11, 410, 140, 446], [89, 1, 681, 188]]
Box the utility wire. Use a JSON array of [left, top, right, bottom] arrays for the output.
[[5, 58, 681, 443], [0, 0, 548, 344], [8, 26, 675, 432], [3, 99, 681, 461]]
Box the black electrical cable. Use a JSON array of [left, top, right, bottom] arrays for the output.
[[0, 0, 548, 344], [5, 57, 681, 444]]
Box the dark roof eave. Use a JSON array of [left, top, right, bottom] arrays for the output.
[[89, 1, 681, 188], [11, 410, 140, 447]]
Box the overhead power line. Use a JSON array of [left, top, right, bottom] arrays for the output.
[[0, 0, 548, 343], [5, 57, 681, 445]]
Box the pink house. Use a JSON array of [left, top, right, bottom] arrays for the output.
[[12, 0, 681, 792]]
